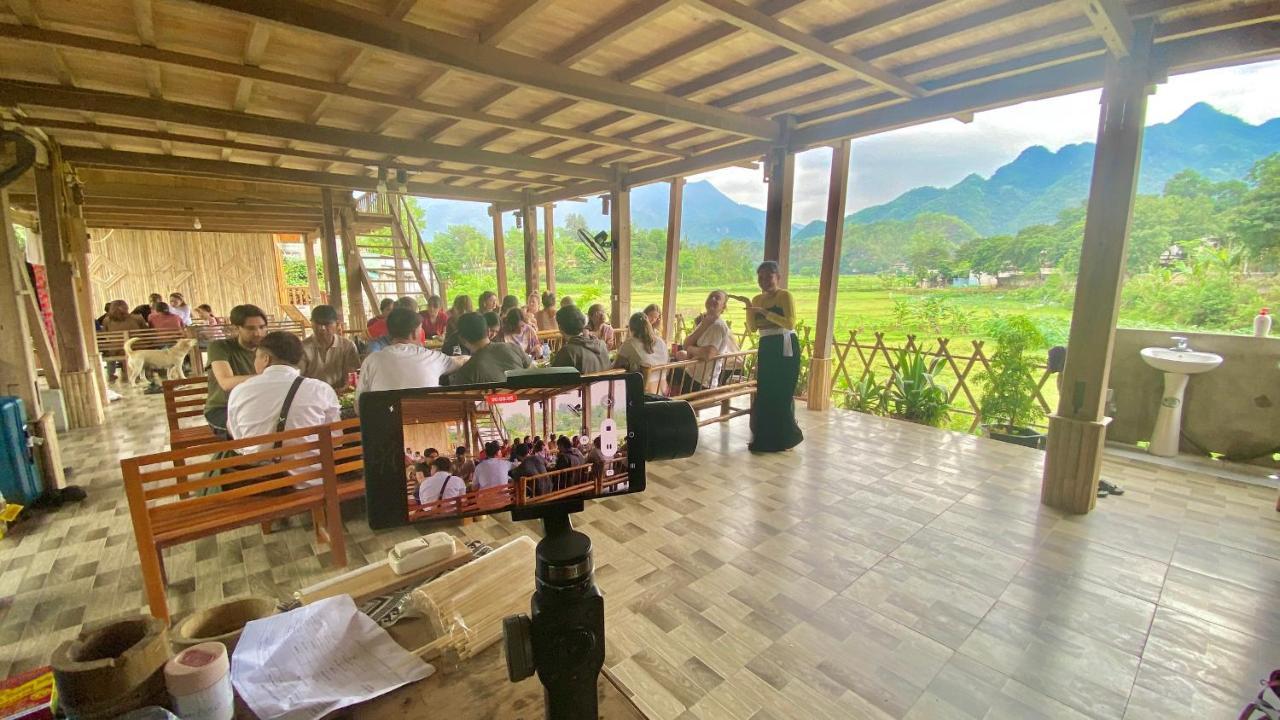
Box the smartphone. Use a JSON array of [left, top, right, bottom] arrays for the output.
[[359, 372, 645, 529]]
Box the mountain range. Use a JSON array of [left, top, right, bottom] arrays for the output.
[[416, 103, 1279, 244]]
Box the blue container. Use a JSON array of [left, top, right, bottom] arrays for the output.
[[0, 397, 42, 505]]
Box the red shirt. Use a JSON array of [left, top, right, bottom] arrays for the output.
[[148, 312, 184, 330], [368, 316, 388, 339], [420, 309, 448, 338]]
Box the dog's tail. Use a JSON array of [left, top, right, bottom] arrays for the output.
[[124, 337, 139, 353]]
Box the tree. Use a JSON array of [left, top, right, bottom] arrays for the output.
[[1230, 153, 1280, 264]]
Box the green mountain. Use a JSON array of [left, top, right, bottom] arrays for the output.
[[806, 103, 1280, 238]]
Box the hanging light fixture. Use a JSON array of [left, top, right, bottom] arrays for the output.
[[192, 216, 202, 230], [376, 166, 389, 195], [514, 210, 523, 229]]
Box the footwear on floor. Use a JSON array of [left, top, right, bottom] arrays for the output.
[[1099, 479, 1124, 496]]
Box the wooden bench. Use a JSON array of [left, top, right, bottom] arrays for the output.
[[97, 327, 200, 377], [645, 350, 757, 426], [161, 376, 217, 451], [122, 423, 355, 622], [407, 457, 628, 520]]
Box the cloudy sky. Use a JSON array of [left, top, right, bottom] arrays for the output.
[[690, 59, 1280, 225]]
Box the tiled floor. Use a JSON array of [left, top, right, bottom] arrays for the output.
[[2, 386, 1278, 719]]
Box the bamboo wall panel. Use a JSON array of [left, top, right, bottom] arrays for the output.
[[88, 229, 283, 317]]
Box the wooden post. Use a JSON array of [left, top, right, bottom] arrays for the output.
[[337, 204, 367, 330], [521, 195, 540, 300], [660, 177, 684, 341], [542, 204, 555, 295], [1042, 31, 1153, 515], [320, 188, 343, 320], [392, 230, 405, 297], [303, 231, 321, 305], [60, 171, 107, 407], [807, 140, 851, 412], [490, 205, 508, 298], [0, 189, 42, 418], [609, 165, 632, 327], [35, 166, 90, 374], [762, 118, 795, 282]]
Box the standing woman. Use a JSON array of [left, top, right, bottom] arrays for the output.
[[739, 260, 803, 452]]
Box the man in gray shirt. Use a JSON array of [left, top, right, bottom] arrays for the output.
[[551, 305, 611, 374], [446, 312, 531, 385]]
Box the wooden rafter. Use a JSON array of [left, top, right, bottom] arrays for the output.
[[686, 0, 926, 98], [0, 25, 687, 160], [1080, 0, 1137, 57], [480, 0, 557, 46], [178, 0, 779, 140], [0, 80, 613, 180], [60, 147, 526, 204]]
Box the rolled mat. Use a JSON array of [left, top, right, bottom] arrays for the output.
[[51, 615, 171, 720]]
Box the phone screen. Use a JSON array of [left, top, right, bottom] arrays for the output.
[[360, 373, 643, 528]]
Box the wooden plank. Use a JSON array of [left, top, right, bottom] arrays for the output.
[[0, 80, 610, 181], [490, 205, 508, 299], [59, 148, 525, 204], [180, 0, 780, 140], [609, 168, 631, 327], [320, 188, 343, 321], [542, 204, 555, 295], [687, 0, 925, 98], [521, 199, 539, 299], [807, 139, 851, 410], [1080, 0, 1135, 57], [0, 187, 43, 412], [660, 177, 683, 342], [303, 232, 321, 304], [557, 0, 682, 67], [479, 0, 557, 46]]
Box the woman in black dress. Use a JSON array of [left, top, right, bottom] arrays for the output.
[[737, 261, 803, 452]]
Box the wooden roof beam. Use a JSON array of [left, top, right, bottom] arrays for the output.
[[686, 0, 926, 98], [22, 118, 574, 188], [0, 25, 687, 160], [480, 0, 558, 46], [1080, 0, 1136, 57], [0, 80, 612, 180], [59, 147, 528, 203], [179, 0, 778, 140]]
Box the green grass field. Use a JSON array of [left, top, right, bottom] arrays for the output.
[[557, 275, 1073, 346]]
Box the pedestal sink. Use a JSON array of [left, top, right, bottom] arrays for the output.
[[1140, 342, 1223, 457]]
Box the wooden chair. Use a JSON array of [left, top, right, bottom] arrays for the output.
[[161, 377, 217, 451], [121, 423, 351, 622], [644, 350, 758, 426]]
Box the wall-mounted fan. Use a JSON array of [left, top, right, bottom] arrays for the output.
[[0, 130, 36, 189], [576, 229, 610, 263]]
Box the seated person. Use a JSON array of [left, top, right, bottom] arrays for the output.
[[450, 446, 474, 485], [444, 312, 531, 385], [673, 290, 737, 393], [226, 331, 340, 460], [300, 304, 360, 391], [550, 305, 611, 374], [147, 301, 185, 330], [100, 299, 148, 382], [499, 307, 541, 359], [366, 298, 395, 337], [586, 304, 614, 347], [417, 456, 466, 507], [421, 294, 448, 339], [367, 297, 426, 353], [615, 311, 670, 392], [472, 441, 514, 492], [204, 304, 268, 435], [547, 435, 587, 494], [534, 292, 558, 332], [585, 435, 606, 481], [356, 308, 463, 409]]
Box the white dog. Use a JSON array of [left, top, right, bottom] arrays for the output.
[[123, 337, 198, 385]]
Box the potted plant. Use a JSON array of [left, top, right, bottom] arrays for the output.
[[885, 349, 950, 426], [977, 315, 1047, 449]]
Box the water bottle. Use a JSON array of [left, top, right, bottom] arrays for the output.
[[453, 344, 462, 356], [540, 342, 550, 360]]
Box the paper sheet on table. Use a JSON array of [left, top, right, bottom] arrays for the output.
[[230, 594, 434, 720]]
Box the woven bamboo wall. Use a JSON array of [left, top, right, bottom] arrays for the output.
[[87, 229, 283, 317]]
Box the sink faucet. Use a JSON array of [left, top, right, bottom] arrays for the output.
[[1170, 336, 1190, 351]]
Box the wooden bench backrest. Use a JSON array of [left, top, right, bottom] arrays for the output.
[[194, 319, 307, 343], [643, 350, 756, 399], [162, 376, 210, 432], [120, 423, 340, 515], [330, 417, 363, 477], [407, 455, 629, 519], [97, 327, 194, 355]]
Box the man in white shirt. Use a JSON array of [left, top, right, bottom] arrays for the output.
[[472, 441, 514, 491], [417, 457, 466, 507], [677, 290, 738, 390], [226, 331, 341, 457], [356, 308, 464, 411]]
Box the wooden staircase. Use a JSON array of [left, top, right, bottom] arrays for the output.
[[348, 193, 447, 309], [471, 404, 508, 449]]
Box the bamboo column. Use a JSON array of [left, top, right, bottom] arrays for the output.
[[521, 195, 540, 300], [61, 169, 107, 408], [762, 117, 795, 282], [609, 165, 632, 327], [660, 177, 684, 341], [320, 188, 343, 319], [807, 140, 852, 412], [542, 204, 555, 295], [490, 205, 508, 298], [303, 232, 321, 305], [1042, 28, 1154, 514], [35, 163, 103, 427]]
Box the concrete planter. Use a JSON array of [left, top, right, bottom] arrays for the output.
[[984, 424, 1047, 450]]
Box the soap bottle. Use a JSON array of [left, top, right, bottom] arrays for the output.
[[1255, 308, 1272, 338]]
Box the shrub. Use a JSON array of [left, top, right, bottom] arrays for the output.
[[885, 349, 950, 426], [977, 315, 1046, 430]]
